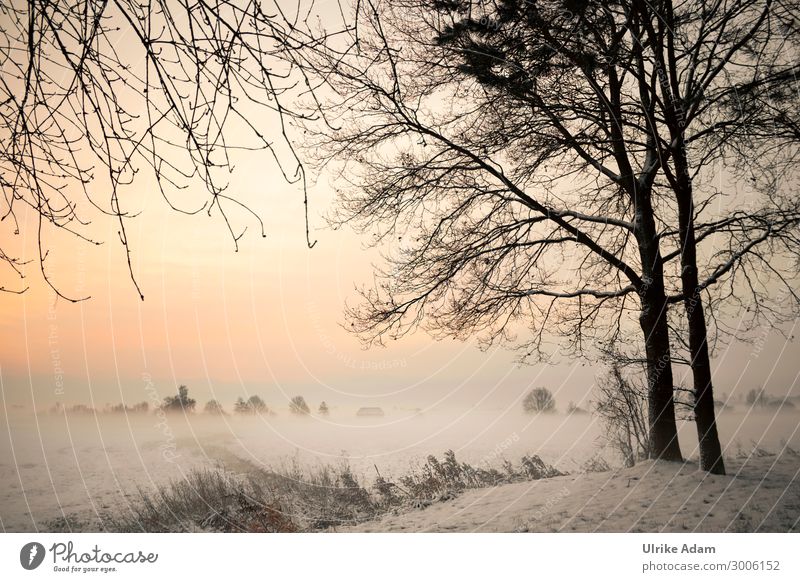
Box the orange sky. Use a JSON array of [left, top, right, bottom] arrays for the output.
[[1, 0, 798, 413], [0, 146, 593, 411], [1, 148, 798, 415]]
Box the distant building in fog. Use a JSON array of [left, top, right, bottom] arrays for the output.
[[356, 407, 385, 417]]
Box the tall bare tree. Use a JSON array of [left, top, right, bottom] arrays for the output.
[[304, 0, 686, 461], [623, 0, 800, 473], [1, 0, 346, 299], [302, 0, 800, 468]]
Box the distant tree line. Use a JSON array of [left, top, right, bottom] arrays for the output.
[[48, 386, 337, 417], [746, 388, 796, 410]]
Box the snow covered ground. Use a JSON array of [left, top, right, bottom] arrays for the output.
[[1, 406, 798, 532], [343, 453, 800, 532]]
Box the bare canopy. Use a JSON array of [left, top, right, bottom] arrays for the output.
[[0, 0, 348, 299]]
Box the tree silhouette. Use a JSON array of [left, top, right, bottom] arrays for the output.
[[636, 1, 800, 473], [162, 385, 195, 413], [522, 388, 556, 414], [746, 388, 768, 408], [0, 0, 349, 299], [247, 395, 268, 414], [106, 401, 149, 414], [204, 400, 226, 415], [289, 395, 310, 415], [594, 364, 649, 468], [234, 397, 250, 415], [301, 0, 800, 470], [594, 0, 800, 473], [233, 395, 268, 415], [304, 0, 686, 461]]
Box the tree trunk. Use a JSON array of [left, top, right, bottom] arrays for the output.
[[638, 287, 684, 462], [655, 7, 726, 473], [673, 154, 726, 475], [635, 195, 683, 463], [685, 289, 726, 475]]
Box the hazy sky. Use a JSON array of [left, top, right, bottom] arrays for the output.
[[1, 0, 798, 414], [1, 140, 798, 415]]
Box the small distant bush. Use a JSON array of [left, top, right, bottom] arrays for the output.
[[105, 401, 149, 414], [318, 401, 330, 415], [566, 401, 588, 415], [746, 388, 767, 407], [522, 388, 555, 414], [53, 401, 151, 416], [714, 399, 731, 411], [234, 397, 249, 414], [204, 400, 226, 415], [63, 404, 97, 415], [132, 401, 149, 413], [162, 385, 196, 413], [746, 388, 794, 409], [289, 395, 310, 415], [581, 455, 612, 473]]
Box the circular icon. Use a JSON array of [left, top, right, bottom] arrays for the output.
[[20, 542, 46, 570]]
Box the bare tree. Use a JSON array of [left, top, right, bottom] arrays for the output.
[[233, 394, 268, 415], [289, 394, 310, 414], [161, 384, 195, 413], [0, 0, 348, 299], [234, 397, 250, 414], [303, 0, 686, 461], [204, 399, 226, 415], [619, 0, 800, 473], [301, 0, 799, 471], [247, 394, 268, 414], [522, 388, 556, 414], [594, 363, 649, 467]]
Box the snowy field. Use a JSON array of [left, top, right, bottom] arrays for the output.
[[1, 406, 798, 532], [346, 454, 800, 532]]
